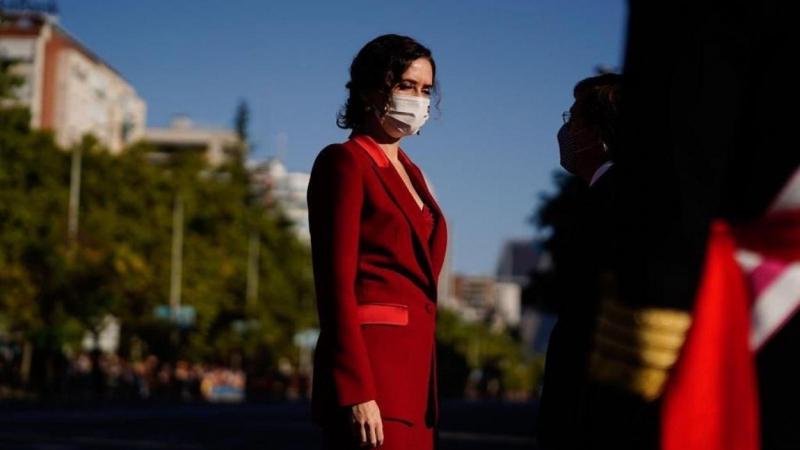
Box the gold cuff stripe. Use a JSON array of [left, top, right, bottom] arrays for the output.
[[600, 300, 692, 334], [588, 300, 693, 400], [595, 315, 688, 352], [588, 352, 669, 401], [593, 331, 681, 370]]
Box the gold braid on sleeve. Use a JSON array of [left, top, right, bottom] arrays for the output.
[[588, 298, 692, 400]]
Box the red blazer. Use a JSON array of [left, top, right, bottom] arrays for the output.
[[308, 134, 448, 427]]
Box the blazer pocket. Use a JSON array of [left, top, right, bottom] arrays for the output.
[[357, 303, 409, 326]]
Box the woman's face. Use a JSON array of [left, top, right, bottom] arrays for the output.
[[373, 57, 434, 139], [393, 57, 434, 99]]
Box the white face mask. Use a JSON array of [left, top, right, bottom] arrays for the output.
[[380, 94, 430, 137]]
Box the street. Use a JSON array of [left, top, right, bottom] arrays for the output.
[[0, 400, 538, 449]]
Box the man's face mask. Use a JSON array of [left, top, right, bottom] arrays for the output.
[[557, 122, 607, 176]]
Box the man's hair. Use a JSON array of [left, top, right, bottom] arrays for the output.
[[573, 73, 623, 154]]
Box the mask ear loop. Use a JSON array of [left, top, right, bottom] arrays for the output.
[[416, 103, 431, 135], [365, 92, 390, 116], [369, 100, 390, 125]]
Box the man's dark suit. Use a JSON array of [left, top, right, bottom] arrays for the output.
[[538, 168, 628, 450]]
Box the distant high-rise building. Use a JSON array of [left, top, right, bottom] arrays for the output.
[[503, 238, 556, 354], [249, 158, 310, 242], [495, 239, 537, 287], [437, 230, 453, 308], [494, 281, 521, 327], [452, 275, 496, 310], [0, 10, 146, 152], [447, 274, 522, 329]]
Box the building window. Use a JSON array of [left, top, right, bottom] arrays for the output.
[[121, 118, 133, 143], [72, 65, 87, 81]]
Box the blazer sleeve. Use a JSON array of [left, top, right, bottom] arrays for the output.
[[307, 145, 377, 407]]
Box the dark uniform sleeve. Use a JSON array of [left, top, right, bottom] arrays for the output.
[[585, 0, 799, 448]]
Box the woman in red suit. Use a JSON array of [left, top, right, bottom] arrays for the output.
[[307, 34, 447, 450]]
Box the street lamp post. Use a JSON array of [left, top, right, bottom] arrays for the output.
[[169, 194, 184, 320], [246, 231, 260, 310], [67, 144, 82, 252]]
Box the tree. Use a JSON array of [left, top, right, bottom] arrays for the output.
[[2, 61, 315, 396], [233, 99, 250, 145], [521, 171, 586, 313], [436, 309, 539, 399], [0, 57, 23, 101]]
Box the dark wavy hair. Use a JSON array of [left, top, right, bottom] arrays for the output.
[[573, 73, 623, 153], [337, 34, 438, 130]]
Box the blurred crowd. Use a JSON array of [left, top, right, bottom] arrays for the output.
[[1, 340, 311, 403], [63, 353, 246, 402]]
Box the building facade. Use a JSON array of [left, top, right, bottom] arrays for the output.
[[0, 10, 146, 152], [496, 239, 537, 286], [144, 115, 242, 167], [248, 158, 310, 242]]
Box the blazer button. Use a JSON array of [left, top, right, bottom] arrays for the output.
[[425, 303, 434, 315]]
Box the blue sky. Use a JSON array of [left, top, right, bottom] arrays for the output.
[[58, 0, 627, 275]]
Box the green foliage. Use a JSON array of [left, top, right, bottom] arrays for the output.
[[0, 91, 314, 392], [522, 171, 585, 312], [436, 309, 539, 397], [0, 57, 24, 100]]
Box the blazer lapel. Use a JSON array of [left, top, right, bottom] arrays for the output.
[[400, 150, 448, 283], [347, 135, 436, 284]]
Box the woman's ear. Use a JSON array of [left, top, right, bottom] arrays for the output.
[[363, 91, 387, 117]]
